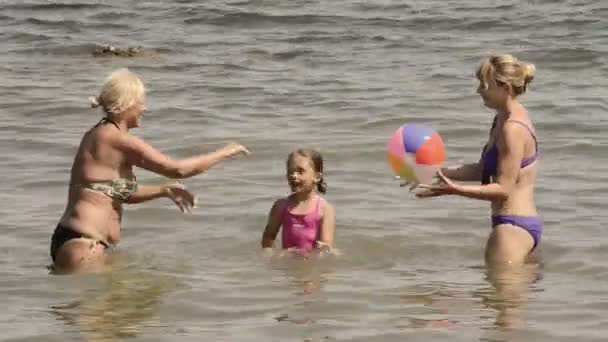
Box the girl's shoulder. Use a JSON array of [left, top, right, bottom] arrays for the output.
[[271, 195, 291, 214], [316, 195, 334, 217]]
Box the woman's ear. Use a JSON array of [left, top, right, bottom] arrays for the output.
[[502, 82, 513, 96]]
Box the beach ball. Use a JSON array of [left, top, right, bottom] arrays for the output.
[[387, 123, 446, 184]]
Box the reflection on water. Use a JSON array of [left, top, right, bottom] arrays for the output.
[[394, 260, 543, 337], [264, 250, 337, 327], [477, 260, 543, 341], [395, 284, 461, 333], [48, 253, 180, 342], [42, 247, 543, 341], [266, 249, 338, 295]]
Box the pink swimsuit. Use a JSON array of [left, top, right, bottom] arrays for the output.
[[281, 195, 324, 251]]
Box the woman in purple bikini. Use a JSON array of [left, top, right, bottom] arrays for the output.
[[415, 54, 541, 266]]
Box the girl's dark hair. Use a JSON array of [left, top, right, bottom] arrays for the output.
[[287, 148, 327, 194]]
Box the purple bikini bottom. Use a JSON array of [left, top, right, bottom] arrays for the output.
[[492, 215, 543, 249]]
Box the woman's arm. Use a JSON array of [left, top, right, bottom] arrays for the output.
[[441, 162, 482, 182], [261, 199, 284, 249], [126, 184, 168, 204], [115, 134, 249, 179], [448, 122, 526, 201], [126, 182, 196, 213]]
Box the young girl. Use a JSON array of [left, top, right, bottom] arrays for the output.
[[261, 149, 336, 254]]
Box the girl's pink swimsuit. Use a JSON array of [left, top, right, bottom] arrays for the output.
[[281, 195, 325, 251]]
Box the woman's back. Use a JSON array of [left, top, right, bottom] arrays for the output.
[[70, 121, 131, 187]]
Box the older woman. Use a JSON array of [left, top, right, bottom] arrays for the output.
[[416, 54, 541, 266], [51, 68, 249, 273]]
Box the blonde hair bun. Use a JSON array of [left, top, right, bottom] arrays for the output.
[[476, 54, 536, 96], [89, 96, 101, 108], [523, 62, 536, 84]]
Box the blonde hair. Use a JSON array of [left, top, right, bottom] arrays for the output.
[[476, 54, 536, 96], [90, 68, 145, 116]]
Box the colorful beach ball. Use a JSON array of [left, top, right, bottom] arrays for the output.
[[387, 123, 446, 184]]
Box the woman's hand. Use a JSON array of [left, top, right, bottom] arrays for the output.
[[395, 176, 420, 191], [414, 169, 461, 198], [221, 143, 251, 158], [164, 182, 196, 213]]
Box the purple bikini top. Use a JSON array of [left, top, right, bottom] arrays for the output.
[[481, 117, 539, 185]]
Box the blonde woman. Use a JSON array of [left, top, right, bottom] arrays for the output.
[[51, 68, 249, 273], [415, 54, 541, 266]]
